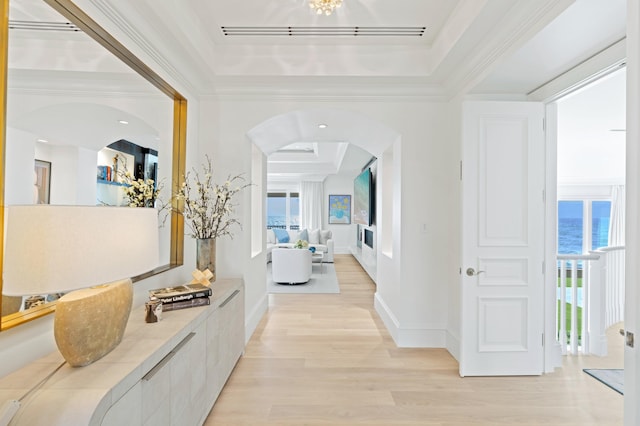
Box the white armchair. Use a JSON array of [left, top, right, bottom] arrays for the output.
[[271, 248, 312, 284]]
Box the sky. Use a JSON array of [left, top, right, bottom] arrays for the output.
[[558, 200, 611, 219], [267, 196, 299, 217]]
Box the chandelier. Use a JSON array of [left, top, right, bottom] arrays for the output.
[[309, 0, 343, 16]]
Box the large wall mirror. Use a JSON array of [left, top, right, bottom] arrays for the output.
[[0, 0, 186, 330]]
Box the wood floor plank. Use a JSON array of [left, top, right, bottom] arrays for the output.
[[204, 254, 623, 425]]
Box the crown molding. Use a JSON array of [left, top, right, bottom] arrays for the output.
[[527, 38, 626, 103], [203, 76, 449, 102], [86, 0, 197, 96], [444, 0, 575, 97]]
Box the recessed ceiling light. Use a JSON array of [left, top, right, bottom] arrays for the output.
[[118, 120, 129, 125], [36, 138, 48, 143], [318, 123, 328, 129]]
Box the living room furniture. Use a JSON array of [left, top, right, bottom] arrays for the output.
[[0, 278, 244, 425], [266, 228, 334, 263], [271, 248, 312, 284], [311, 251, 325, 274]]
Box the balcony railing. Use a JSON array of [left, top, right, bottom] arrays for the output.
[[556, 246, 625, 356], [266, 225, 300, 230]]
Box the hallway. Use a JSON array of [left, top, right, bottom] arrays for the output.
[[206, 255, 623, 425]]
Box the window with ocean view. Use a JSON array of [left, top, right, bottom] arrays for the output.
[[591, 201, 611, 250], [558, 200, 611, 255], [267, 191, 299, 230], [558, 201, 583, 255]]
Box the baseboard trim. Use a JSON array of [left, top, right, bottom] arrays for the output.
[[446, 330, 461, 362], [545, 341, 563, 373], [245, 292, 268, 345], [374, 292, 446, 348]]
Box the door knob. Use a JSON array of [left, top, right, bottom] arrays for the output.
[[466, 268, 485, 277]]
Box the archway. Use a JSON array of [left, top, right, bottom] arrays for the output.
[[246, 106, 401, 303]]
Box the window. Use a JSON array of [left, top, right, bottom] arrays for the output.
[[592, 201, 611, 250], [289, 192, 300, 230], [558, 201, 583, 255], [267, 191, 299, 230], [557, 199, 611, 254]]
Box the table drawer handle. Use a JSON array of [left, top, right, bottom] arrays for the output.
[[219, 289, 240, 308]]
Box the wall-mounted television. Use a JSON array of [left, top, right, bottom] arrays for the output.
[[353, 168, 373, 226]]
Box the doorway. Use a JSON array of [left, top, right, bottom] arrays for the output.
[[552, 66, 626, 364]]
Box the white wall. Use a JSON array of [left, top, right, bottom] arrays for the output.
[[557, 68, 626, 185], [5, 128, 36, 205]]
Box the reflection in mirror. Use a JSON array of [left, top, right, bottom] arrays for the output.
[[97, 140, 159, 207], [1, 0, 186, 329]]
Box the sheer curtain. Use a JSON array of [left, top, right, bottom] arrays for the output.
[[608, 185, 625, 246], [300, 181, 323, 230]]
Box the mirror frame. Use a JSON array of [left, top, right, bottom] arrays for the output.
[[0, 0, 186, 331]]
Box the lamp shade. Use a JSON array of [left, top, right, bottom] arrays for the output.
[[3, 205, 159, 296]]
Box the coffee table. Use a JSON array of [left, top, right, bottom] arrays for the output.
[[311, 251, 324, 273]]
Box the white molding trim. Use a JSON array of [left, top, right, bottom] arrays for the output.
[[557, 184, 616, 199], [528, 38, 626, 102], [543, 102, 562, 374], [203, 76, 449, 102], [446, 330, 461, 362], [88, 0, 197, 95], [244, 292, 268, 346], [210, 92, 449, 103], [8, 87, 164, 100], [374, 293, 447, 348], [449, 0, 575, 97], [625, 2, 640, 422]]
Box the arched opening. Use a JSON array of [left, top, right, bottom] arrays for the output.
[[247, 107, 401, 289]]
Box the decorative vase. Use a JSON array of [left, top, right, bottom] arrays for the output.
[[196, 238, 216, 281]]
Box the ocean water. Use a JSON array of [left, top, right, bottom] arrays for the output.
[[267, 215, 286, 228], [558, 217, 610, 254], [558, 218, 583, 254], [267, 216, 299, 229]]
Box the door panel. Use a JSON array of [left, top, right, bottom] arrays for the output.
[[461, 101, 545, 376], [478, 297, 529, 352], [479, 117, 529, 246], [478, 258, 529, 286]]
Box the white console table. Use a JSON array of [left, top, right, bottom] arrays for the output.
[[0, 278, 244, 426]]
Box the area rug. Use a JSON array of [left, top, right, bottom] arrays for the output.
[[583, 369, 624, 395], [267, 263, 340, 294]]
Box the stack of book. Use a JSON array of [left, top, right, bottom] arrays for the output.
[[97, 165, 113, 181], [149, 283, 212, 312]]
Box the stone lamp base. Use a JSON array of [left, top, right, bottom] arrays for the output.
[[54, 279, 133, 367]]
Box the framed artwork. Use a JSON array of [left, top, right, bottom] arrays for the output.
[[328, 194, 351, 224], [34, 159, 51, 204]]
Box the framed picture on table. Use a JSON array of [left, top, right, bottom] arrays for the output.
[[328, 194, 351, 224]]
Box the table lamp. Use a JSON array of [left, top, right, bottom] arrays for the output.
[[3, 205, 159, 367]]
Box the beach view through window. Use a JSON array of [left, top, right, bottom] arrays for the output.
[[558, 200, 611, 254], [266, 191, 299, 229]]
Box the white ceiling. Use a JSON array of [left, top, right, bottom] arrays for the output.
[[557, 67, 626, 185], [7, 0, 628, 181], [97, 0, 625, 93]]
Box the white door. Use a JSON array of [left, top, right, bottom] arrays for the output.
[[460, 101, 545, 376]]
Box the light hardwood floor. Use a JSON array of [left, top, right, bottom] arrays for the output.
[[205, 254, 624, 425]]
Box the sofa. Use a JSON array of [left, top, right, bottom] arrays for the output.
[[266, 228, 334, 263]]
